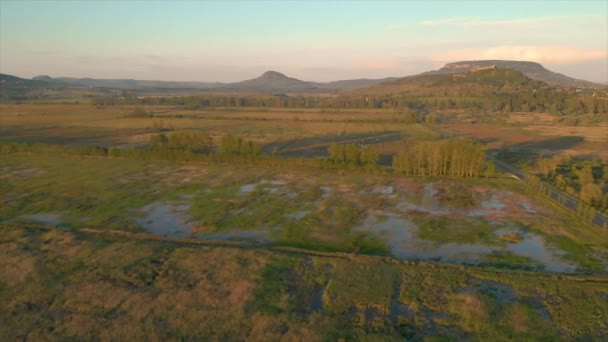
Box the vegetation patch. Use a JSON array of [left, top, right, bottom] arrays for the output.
[[435, 185, 479, 208], [416, 216, 495, 244], [498, 232, 524, 244]]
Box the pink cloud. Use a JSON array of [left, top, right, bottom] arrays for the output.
[[431, 46, 608, 64]]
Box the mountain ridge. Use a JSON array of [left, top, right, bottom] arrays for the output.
[[17, 59, 605, 96], [343, 67, 552, 96], [32, 72, 395, 94]]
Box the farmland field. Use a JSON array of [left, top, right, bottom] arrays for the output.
[[0, 104, 433, 150], [438, 120, 608, 161]]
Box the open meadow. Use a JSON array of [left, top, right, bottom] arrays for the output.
[[2, 222, 608, 340], [2, 152, 607, 272], [1, 103, 608, 339], [0, 104, 435, 158]]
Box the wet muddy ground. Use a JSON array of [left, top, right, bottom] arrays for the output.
[[127, 177, 600, 272], [2, 157, 606, 273]]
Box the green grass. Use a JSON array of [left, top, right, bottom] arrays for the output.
[[416, 216, 496, 244], [2, 152, 607, 272], [0, 154, 172, 230], [479, 251, 542, 270]]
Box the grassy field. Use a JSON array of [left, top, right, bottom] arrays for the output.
[[3, 104, 604, 162], [1, 222, 607, 340], [439, 121, 608, 163], [0, 104, 435, 154], [2, 152, 607, 272]]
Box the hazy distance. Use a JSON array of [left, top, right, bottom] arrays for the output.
[[1, 1, 606, 83]]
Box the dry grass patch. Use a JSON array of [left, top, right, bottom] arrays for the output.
[[0, 243, 39, 286], [61, 281, 133, 312], [39, 230, 83, 257], [448, 292, 488, 333]]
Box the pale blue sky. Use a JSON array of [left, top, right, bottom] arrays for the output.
[[1, 0, 606, 82]]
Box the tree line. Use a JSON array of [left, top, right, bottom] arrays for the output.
[[392, 138, 487, 178], [91, 88, 607, 116], [536, 156, 608, 210], [327, 143, 378, 167], [148, 131, 262, 161], [1, 135, 491, 180], [524, 172, 607, 229]]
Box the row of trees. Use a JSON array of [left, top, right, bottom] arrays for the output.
[[2, 135, 492, 181], [150, 131, 213, 153], [219, 134, 262, 157], [392, 138, 487, 178], [327, 143, 378, 166], [0, 141, 376, 172], [536, 156, 608, 209], [524, 172, 606, 228], [149, 132, 262, 160], [92, 89, 607, 115]]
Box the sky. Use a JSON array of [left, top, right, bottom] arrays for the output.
[[1, 0, 607, 83]]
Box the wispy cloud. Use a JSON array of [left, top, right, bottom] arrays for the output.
[[419, 15, 602, 29], [431, 46, 608, 64]]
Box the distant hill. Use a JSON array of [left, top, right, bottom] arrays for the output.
[[16, 60, 602, 97], [33, 75, 222, 90], [1, 73, 139, 102], [430, 67, 541, 87], [219, 71, 322, 93], [32, 72, 393, 94], [346, 67, 549, 96], [345, 73, 448, 95], [427, 60, 601, 88], [325, 77, 399, 89], [0, 73, 68, 101]]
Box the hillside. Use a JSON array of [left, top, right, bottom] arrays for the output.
[[0, 73, 68, 101], [431, 60, 600, 88], [219, 71, 324, 93], [33, 75, 222, 90], [346, 67, 549, 97], [430, 67, 543, 87], [325, 77, 397, 89], [344, 73, 448, 95]]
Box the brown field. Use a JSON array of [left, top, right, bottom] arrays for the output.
[[2, 104, 604, 160], [0, 104, 437, 155], [439, 122, 608, 159], [505, 112, 557, 125], [2, 223, 608, 340]]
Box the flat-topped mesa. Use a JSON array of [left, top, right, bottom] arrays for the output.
[[438, 61, 544, 76], [443, 63, 473, 70], [434, 60, 600, 88], [452, 65, 497, 77], [470, 64, 496, 72]]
